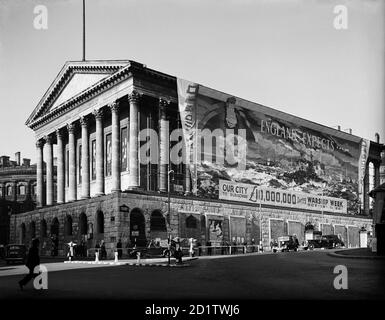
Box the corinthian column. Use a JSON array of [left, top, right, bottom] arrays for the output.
[[56, 129, 65, 204], [159, 98, 169, 193], [128, 91, 140, 189], [36, 139, 45, 207], [93, 109, 105, 195], [110, 101, 121, 192], [67, 122, 77, 202], [45, 135, 54, 206], [80, 116, 90, 199]]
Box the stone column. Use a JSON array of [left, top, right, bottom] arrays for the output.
[[363, 162, 370, 216], [80, 116, 90, 199], [93, 109, 105, 195], [45, 135, 54, 206], [374, 160, 381, 188], [110, 101, 121, 192], [159, 98, 169, 192], [67, 122, 77, 202], [0, 182, 4, 199], [56, 129, 65, 204], [12, 181, 17, 202], [36, 139, 45, 207], [128, 91, 140, 189]]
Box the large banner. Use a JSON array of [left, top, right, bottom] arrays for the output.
[[177, 80, 369, 214], [219, 180, 347, 214]]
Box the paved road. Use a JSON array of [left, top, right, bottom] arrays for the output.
[[0, 251, 384, 300]]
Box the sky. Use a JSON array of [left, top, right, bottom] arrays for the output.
[[0, 0, 384, 163]]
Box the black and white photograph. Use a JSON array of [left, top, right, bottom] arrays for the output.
[[0, 0, 384, 317]]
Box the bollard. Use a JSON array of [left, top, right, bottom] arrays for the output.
[[95, 251, 99, 263], [114, 251, 118, 263], [136, 251, 141, 264]]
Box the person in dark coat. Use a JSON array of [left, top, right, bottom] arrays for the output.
[[18, 238, 40, 290], [117, 239, 122, 259]]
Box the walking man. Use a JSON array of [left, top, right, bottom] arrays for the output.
[[18, 238, 40, 290]]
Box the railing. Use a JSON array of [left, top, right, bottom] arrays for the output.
[[58, 244, 265, 260]]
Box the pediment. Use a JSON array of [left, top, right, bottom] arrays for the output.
[[26, 60, 131, 127]]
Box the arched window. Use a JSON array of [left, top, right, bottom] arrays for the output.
[[20, 223, 26, 244], [29, 221, 36, 239], [150, 210, 167, 231], [96, 211, 104, 234], [50, 218, 59, 237], [40, 219, 47, 238], [64, 215, 73, 236], [19, 185, 26, 195], [79, 213, 88, 235], [32, 185, 37, 196], [186, 215, 198, 229], [7, 185, 12, 196]]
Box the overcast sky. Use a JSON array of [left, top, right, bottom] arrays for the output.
[[0, 0, 384, 163]]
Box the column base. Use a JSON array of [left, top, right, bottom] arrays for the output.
[[95, 193, 105, 197], [111, 189, 121, 193], [127, 186, 140, 191]]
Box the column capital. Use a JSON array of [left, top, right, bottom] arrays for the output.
[[109, 101, 119, 113], [35, 139, 44, 149], [129, 90, 141, 103], [93, 108, 104, 120], [159, 97, 170, 108], [44, 135, 53, 144], [67, 122, 77, 134], [56, 128, 64, 139], [80, 115, 89, 128]]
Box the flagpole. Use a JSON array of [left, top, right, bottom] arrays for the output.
[[82, 0, 86, 61]]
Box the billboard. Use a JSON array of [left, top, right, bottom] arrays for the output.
[[177, 79, 367, 214], [219, 180, 347, 214]]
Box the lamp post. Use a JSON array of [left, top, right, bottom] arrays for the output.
[[167, 169, 174, 265]]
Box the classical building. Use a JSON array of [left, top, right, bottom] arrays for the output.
[[10, 60, 383, 256], [0, 153, 48, 245]]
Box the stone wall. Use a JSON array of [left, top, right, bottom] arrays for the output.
[[10, 191, 372, 255]]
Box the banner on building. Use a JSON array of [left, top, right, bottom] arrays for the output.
[[358, 138, 370, 211], [219, 180, 347, 214]]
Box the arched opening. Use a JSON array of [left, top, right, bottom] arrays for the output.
[[20, 223, 26, 244], [79, 213, 88, 236], [64, 215, 73, 236], [96, 211, 104, 234], [185, 215, 199, 240], [150, 210, 167, 240], [19, 185, 26, 195], [7, 185, 12, 196], [50, 218, 59, 256], [200, 215, 206, 243], [29, 221, 36, 239], [40, 219, 47, 238], [130, 208, 146, 247]]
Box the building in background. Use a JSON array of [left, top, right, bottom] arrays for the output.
[[10, 60, 384, 255], [0, 152, 56, 245]]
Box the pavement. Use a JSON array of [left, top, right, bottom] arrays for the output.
[[0, 249, 384, 300], [328, 248, 385, 259]]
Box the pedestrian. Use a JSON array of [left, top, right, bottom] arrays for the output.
[[251, 239, 255, 252], [95, 241, 100, 259], [196, 241, 201, 256], [207, 241, 212, 256], [100, 240, 107, 260], [18, 238, 40, 290], [117, 239, 122, 259]]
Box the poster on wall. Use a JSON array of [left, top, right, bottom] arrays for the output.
[[208, 219, 223, 245], [106, 133, 112, 176], [177, 80, 367, 214], [121, 127, 128, 172], [78, 145, 82, 184]]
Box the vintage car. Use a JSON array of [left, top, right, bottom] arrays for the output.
[[306, 235, 345, 250], [5, 244, 27, 265], [272, 236, 299, 253]]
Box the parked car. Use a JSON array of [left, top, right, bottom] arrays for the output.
[[5, 244, 27, 265], [272, 236, 299, 252], [306, 235, 345, 250]]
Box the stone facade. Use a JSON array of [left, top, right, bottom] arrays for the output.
[[10, 191, 372, 256]]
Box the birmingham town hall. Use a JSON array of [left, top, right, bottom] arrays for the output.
[[10, 59, 384, 256]]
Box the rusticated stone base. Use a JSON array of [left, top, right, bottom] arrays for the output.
[[10, 192, 372, 256]]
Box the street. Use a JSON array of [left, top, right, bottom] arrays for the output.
[[0, 250, 384, 300]]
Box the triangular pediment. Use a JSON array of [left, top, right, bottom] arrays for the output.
[[26, 60, 131, 127]]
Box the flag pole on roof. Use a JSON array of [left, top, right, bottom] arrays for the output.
[[82, 0, 86, 61]]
